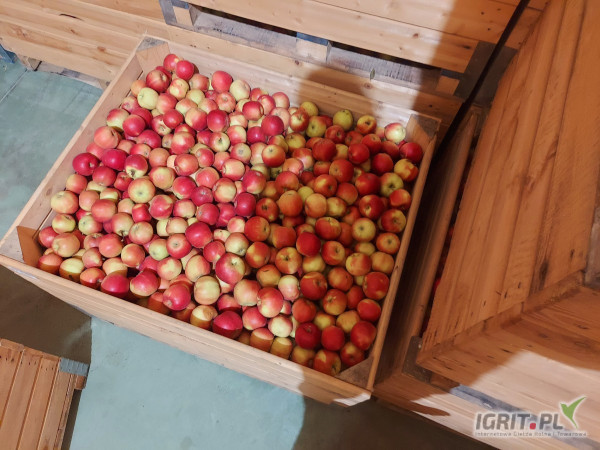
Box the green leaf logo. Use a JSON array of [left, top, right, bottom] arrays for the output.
[[560, 396, 586, 429]]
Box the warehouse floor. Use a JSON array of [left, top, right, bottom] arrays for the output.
[[0, 60, 489, 449]]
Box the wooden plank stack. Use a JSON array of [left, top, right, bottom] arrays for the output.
[[0, 340, 86, 449]]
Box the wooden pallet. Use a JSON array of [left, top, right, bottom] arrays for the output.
[[0, 340, 87, 450]]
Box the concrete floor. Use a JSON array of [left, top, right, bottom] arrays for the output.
[[0, 60, 489, 449]]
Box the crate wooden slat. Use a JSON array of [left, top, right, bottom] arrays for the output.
[[0, 340, 85, 450], [311, 0, 515, 43], [414, 0, 600, 443], [18, 357, 60, 449]]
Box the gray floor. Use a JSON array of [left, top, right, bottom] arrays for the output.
[[0, 60, 489, 449]]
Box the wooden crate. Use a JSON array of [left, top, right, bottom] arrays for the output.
[[0, 339, 87, 449], [0, 35, 438, 405], [382, 0, 600, 445]]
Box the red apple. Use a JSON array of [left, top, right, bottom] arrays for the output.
[[295, 322, 321, 349], [212, 311, 243, 339], [300, 272, 327, 300], [340, 341, 365, 367], [215, 252, 246, 285], [350, 321, 377, 350]]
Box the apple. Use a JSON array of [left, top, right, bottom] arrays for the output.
[[224, 232, 250, 257], [193, 275, 221, 305], [261, 144, 286, 168], [295, 322, 321, 349], [345, 252, 372, 277], [291, 346, 315, 367], [242, 306, 267, 331], [289, 108, 310, 132], [321, 240, 345, 266], [37, 252, 63, 275], [255, 287, 284, 319], [127, 178, 156, 204], [129, 222, 154, 245], [266, 226, 294, 251], [244, 216, 270, 242], [79, 267, 106, 289], [371, 153, 394, 175], [212, 311, 243, 339], [350, 321, 377, 350], [336, 183, 358, 207], [255, 198, 278, 223], [304, 193, 327, 218], [274, 247, 302, 275], [300, 272, 327, 300], [379, 208, 407, 233], [379, 172, 404, 198], [148, 239, 168, 261], [370, 251, 394, 275], [295, 232, 320, 257], [38, 226, 59, 249], [183, 221, 211, 249], [184, 254, 211, 282], [129, 269, 159, 297], [354, 114, 376, 135], [351, 218, 377, 242], [245, 241, 270, 269], [156, 255, 182, 280], [267, 315, 293, 338], [94, 125, 120, 149], [384, 122, 407, 144], [363, 272, 390, 300], [322, 289, 348, 316], [276, 275, 300, 302], [215, 252, 246, 285], [100, 273, 129, 298], [302, 254, 327, 273], [211, 70, 233, 93], [241, 169, 267, 195], [340, 342, 365, 367], [190, 305, 218, 329], [73, 153, 101, 179], [276, 190, 303, 218], [336, 310, 360, 334], [81, 247, 102, 269], [270, 337, 293, 359], [50, 190, 79, 215], [357, 299, 382, 322], [90, 197, 119, 223], [321, 325, 346, 352], [247, 328, 273, 352], [347, 285, 365, 309], [347, 143, 369, 165]]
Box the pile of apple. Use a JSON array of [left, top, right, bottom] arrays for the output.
[[36, 52, 422, 376]]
